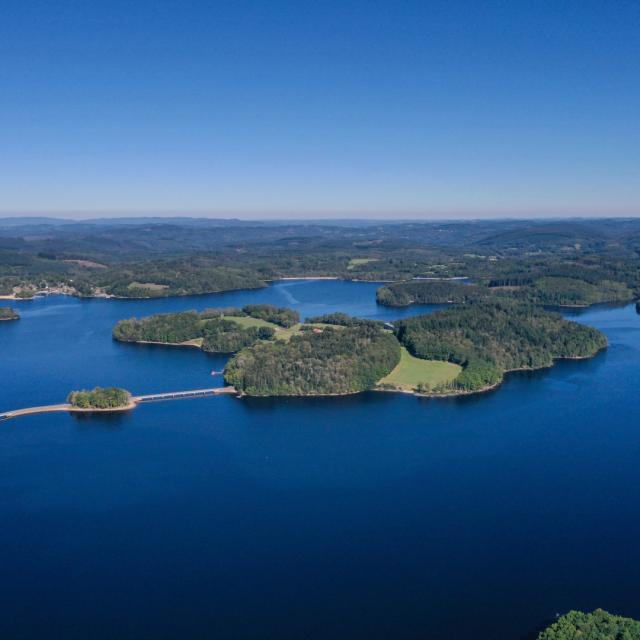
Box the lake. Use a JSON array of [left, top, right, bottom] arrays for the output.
[[1, 280, 639, 639]]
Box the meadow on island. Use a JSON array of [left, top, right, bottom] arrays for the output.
[[113, 299, 606, 398]]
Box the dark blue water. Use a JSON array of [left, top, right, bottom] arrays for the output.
[[1, 280, 639, 639]]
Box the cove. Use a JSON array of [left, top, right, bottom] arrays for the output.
[[1, 280, 639, 640]]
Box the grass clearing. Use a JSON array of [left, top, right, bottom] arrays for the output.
[[200, 317, 347, 342], [347, 258, 378, 270], [127, 282, 169, 291], [378, 347, 461, 391], [220, 316, 304, 341], [223, 315, 279, 330], [274, 322, 346, 341]]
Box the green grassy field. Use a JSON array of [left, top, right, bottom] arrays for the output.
[[224, 315, 279, 329], [347, 258, 379, 269], [378, 347, 461, 391], [127, 282, 169, 291], [224, 317, 320, 341], [215, 317, 347, 342]]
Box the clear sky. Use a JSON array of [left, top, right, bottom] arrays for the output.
[[1, 0, 638, 218]]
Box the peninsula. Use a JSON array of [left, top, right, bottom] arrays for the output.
[[376, 277, 634, 308], [113, 305, 301, 353]]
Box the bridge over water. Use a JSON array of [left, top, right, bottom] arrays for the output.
[[0, 386, 237, 422], [135, 387, 236, 402]]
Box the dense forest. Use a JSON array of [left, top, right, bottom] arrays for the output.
[[515, 276, 633, 306], [377, 280, 487, 306], [0, 306, 19, 320], [78, 261, 265, 298], [201, 320, 275, 353], [113, 311, 204, 344], [224, 324, 400, 395], [305, 312, 384, 328], [537, 609, 640, 639], [2, 218, 640, 303], [394, 301, 607, 392], [377, 275, 634, 308], [112, 305, 298, 353], [67, 387, 132, 409]]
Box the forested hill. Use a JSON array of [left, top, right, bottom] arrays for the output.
[[394, 301, 607, 392], [3, 218, 640, 300], [80, 262, 265, 298], [224, 323, 400, 396]]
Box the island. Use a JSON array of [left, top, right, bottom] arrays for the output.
[[538, 608, 640, 639], [67, 387, 135, 411], [111, 298, 607, 399], [0, 306, 19, 321], [223, 301, 606, 397]]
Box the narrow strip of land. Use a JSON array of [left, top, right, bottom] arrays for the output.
[[0, 386, 237, 422]]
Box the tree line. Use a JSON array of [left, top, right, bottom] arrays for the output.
[[377, 276, 634, 309]]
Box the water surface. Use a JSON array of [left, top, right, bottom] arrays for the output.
[[1, 280, 639, 639]]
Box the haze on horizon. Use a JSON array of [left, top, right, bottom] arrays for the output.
[[1, 1, 638, 219]]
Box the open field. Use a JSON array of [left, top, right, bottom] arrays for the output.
[[347, 258, 379, 269], [218, 318, 344, 342], [378, 347, 461, 391], [224, 315, 279, 329], [223, 316, 307, 341], [128, 282, 169, 291]]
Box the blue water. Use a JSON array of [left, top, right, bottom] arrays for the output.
[[1, 280, 639, 639]]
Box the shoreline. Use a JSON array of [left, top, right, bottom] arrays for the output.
[[118, 338, 203, 348], [374, 346, 607, 399]]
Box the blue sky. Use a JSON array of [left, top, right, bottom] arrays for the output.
[[1, 0, 638, 218]]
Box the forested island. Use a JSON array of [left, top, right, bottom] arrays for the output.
[[537, 609, 640, 639], [111, 292, 607, 398], [219, 301, 606, 397], [0, 306, 19, 321], [67, 387, 133, 410]]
